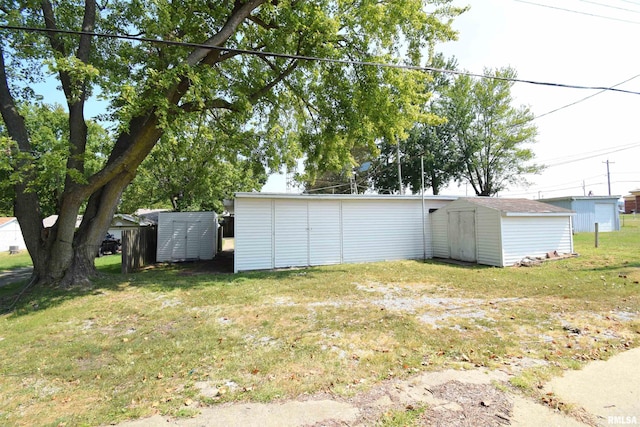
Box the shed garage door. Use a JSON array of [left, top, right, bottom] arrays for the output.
[[595, 203, 614, 232], [448, 210, 476, 262], [274, 200, 341, 268]]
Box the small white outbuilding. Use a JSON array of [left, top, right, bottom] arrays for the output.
[[539, 196, 620, 232], [233, 192, 456, 273], [431, 198, 574, 267], [156, 211, 218, 262], [0, 217, 27, 252]]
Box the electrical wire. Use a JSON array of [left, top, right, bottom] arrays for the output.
[[576, 0, 640, 14], [534, 74, 640, 120], [539, 141, 640, 166], [513, 0, 640, 24], [2, 24, 640, 95]]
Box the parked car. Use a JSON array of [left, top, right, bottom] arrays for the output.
[[98, 233, 121, 256]]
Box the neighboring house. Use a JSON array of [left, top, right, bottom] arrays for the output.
[[431, 198, 575, 267], [156, 211, 218, 262], [109, 214, 155, 240], [43, 214, 154, 239], [0, 217, 27, 252], [539, 196, 621, 232], [233, 192, 456, 273], [623, 190, 640, 214]]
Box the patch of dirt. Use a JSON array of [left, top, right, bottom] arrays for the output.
[[421, 381, 512, 426], [174, 250, 234, 275]]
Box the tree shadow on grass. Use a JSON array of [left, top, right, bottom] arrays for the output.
[[0, 257, 338, 316]]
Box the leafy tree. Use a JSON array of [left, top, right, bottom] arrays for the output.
[[446, 68, 541, 196], [0, 1, 464, 287], [119, 113, 267, 213], [0, 102, 110, 217], [369, 54, 461, 195]]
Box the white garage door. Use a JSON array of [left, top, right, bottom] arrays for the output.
[[274, 201, 309, 268], [595, 203, 613, 232], [308, 201, 341, 266]]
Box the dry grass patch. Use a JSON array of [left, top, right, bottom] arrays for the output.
[[0, 217, 639, 425]]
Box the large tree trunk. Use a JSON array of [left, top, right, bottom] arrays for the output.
[[2, 0, 267, 288]]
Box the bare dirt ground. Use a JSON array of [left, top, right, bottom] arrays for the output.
[[119, 361, 604, 427]]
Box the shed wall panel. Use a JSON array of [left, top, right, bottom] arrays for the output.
[[542, 198, 619, 232], [476, 208, 503, 267], [274, 201, 309, 268], [234, 195, 455, 272], [234, 199, 274, 272], [157, 212, 216, 262], [431, 210, 449, 259], [501, 216, 572, 266], [308, 201, 342, 266], [0, 220, 27, 252], [342, 200, 423, 263], [595, 203, 614, 232]]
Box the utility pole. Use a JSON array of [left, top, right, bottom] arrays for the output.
[[396, 142, 403, 194], [603, 159, 614, 196], [582, 180, 586, 196]]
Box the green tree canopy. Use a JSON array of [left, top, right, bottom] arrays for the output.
[[0, 0, 465, 287], [369, 65, 541, 196], [119, 113, 268, 212], [0, 102, 110, 216], [447, 67, 542, 196]]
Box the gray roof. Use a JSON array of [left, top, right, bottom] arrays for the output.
[[460, 197, 574, 214]]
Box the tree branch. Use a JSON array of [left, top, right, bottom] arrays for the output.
[[185, 0, 267, 67]]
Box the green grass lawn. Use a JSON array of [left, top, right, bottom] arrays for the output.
[[0, 216, 638, 426]]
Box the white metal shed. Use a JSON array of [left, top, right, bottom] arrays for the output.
[[431, 198, 574, 267], [156, 211, 218, 262], [0, 217, 27, 252], [233, 193, 456, 273], [539, 196, 620, 232]]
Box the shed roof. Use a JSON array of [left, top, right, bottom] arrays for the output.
[[0, 217, 16, 227], [459, 197, 574, 215], [539, 195, 621, 202], [234, 192, 458, 201]]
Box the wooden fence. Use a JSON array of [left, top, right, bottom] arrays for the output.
[[121, 226, 157, 274]]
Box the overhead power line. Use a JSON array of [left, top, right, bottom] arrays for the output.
[[544, 142, 640, 167], [534, 74, 640, 120], [513, 0, 640, 25], [577, 0, 640, 14], [2, 24, 640, 96]]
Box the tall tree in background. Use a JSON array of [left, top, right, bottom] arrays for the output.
[[0, 102, 110, 217], [0, 1, 464, 287], [370, 54, 462, 194], [447, 68, 541, 196]]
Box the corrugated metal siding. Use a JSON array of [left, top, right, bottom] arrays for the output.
[[569, 199, 596, 232], [543, 198, 619, 232], [342, 200, 423, 263], [430, 210, 449, 259], [234, 199, 274, 272], [274, 200, 308, 268], [501, 216, 572, 266], [476, 208, 502, 267], [308, 201, 342, 266], [157, 212, 217, 262]]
